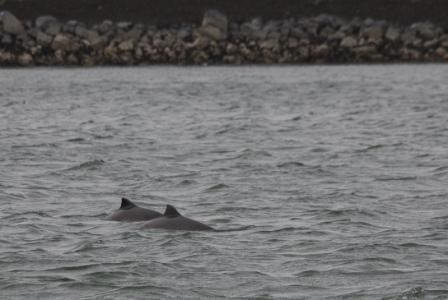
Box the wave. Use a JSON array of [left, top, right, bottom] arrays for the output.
[[64, 159, 105, 171]]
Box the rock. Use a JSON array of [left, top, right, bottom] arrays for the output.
[[328, 30, 346, 41], [189, 36, 209, 49], [290, 26, 306, 39], [90, 36, 107, 50], [319, 26, 335, 38], [198, 10, 228, 41], [423, 39, 439, 49], [226, 43, 238, 54], [35, 16, 57, 29], [198, 26, 226, 41], [67, 53, 78, 64], [75, 24, 89, 38], [0, 51, 14, 64], [340, 36, 357, 48], [259, 38, 279, 50], [401, 29, 417, 46], [287, 37, 300, 48], [177, 28, 192, 41], [51, 34, 72, 51], [202, 10, 228, 31], [353, 45, 377, 57], [399, 47, 421, 60], [98, 20, 114, 34], [435, 47, 447, 57], [361, 24, 384, 40], [36, 31, 53, 46], [316, 44, 330, 57], [46, 22, 62, 36], [1, 33, 12, 45], [385, 26, 400, 42], [241, 18, 263, 39], [63, 20, 78, 34], [17, 53, 33, 66], [118, 39, 134, 52], [117, 22, 133, 31], [411, 22, 438, 40], [0, 11, 24, 35]]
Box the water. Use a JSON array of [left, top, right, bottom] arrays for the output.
[[1, 65, 448, 299]]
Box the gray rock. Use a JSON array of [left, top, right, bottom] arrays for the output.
[[0, 11, 24, 35], [118, 39, 134, 52], [35, 15, 57, 29], [45, 22, 62, 36], [90, 36, 107, 50], [259, 38, 279, 50], [287, 37, 300, 48], [17, 53, 33, 66], [51, 34, 72, 51], [198, 26, 226, 41], [385, 26, 400, 42], [361, 24, 384, 40], [353, 45, 377, 57], [241, 18, 263, 39], [225, 43, 238, 54], [198, 10, 228, 41], [98, 20, 114, 34], [117, 22, 133, 31], [36, 31, 53, 46], [435, 47, 447, 57], [177, 28, 192, 41], [202, 10, 227, 31], [313, 43, 330, 57], [423, 39, 439, 49], [1, 33, 12, 45], [63, 20, 78, 33], [411, 22, 438, 40], [340, 36, 357, 48], [75, 25, 89, 38]]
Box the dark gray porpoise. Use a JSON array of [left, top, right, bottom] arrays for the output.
[[107, 198, 162, 222], [142, 205, 213, 231]]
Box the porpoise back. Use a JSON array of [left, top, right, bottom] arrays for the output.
[[142, 205, 213, 231], [108, 198, 162, 222]]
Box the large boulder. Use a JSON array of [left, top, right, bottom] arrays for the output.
[[198, 10, 227, 41], [411, 22, 439, 40], [0, 11, 24, 35]]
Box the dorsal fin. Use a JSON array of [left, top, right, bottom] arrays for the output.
[[120, 197, 136, 209], [164, 204, 181, 217]]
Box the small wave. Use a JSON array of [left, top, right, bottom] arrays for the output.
[[277, 161, 305, 168], [375, 176, 417, 181], [355, 144, 384, 153], [204, 183, 230, 192], [65, 159, 105, 171], [382, 287, 424, 300], [178, 179, 197, 186], [64, 240, 105, 253], [66, 137, 86, 142]]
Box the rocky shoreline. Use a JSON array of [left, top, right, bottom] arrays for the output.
[[1, 10, 448, 66]]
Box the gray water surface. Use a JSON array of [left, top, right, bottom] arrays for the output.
[[1, 66, 448, 299]]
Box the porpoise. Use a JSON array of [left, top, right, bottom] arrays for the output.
[[108, 197, 162, 222], [142, 204, 213, 231]]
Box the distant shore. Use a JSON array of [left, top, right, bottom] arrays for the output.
[[1, 0, 448, 66]]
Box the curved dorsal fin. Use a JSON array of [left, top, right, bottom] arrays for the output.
[[164, 204, 181, 217], [120, 197, 136, 209]]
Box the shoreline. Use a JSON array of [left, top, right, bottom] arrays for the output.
[[1, 9, 448, 66]]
